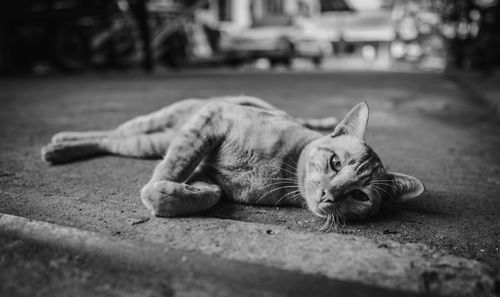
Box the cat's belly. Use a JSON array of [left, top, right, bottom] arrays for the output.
[[206, 163, 300, 206], [201, 112, 311, 207]]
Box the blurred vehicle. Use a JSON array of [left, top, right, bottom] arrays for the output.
[[220, 15, 332, 67], [0, 0, 139, 74]]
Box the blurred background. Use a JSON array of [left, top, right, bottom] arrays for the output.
[[2, 2, 500, 295], [0, 0, 499, 75]]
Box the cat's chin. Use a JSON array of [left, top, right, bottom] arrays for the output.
[[307, 201, 337, 218], [317, 202, 336, 216]]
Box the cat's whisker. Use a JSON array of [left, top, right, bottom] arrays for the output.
[[279, 158, 298, 169], [371, 181, 393, 188], [341, 211, 347, 226], [372, 182, 393, 190], [262, 179, 295, 185], [327, 214, 333, 231], [324, 214, 332, 231], [255, 180, 297, 203], [371, 180, 397, 190], [333, 210, 339, 227], [264, 162, 301, 179], [267, 176, 297, 180], [258, 183, 297, 195], [267, 177, 298, 182], [281, 161, 298, 173], [323, 214, 330, 231], [280, 189, 301, 198], [261, 185, 299, 200], [320, 211, 343, 232], [370, 187, 383, 201], [280, 163, 297, 173], [369, 183, 388, 193], [266, 164, 298, 177], [371, 181, 392, 186], [336, 209, 346, 228], [320, 214, 331, 231], [275, 190, 301, 206], [291, 193, 303, 203], [370, 184, 391, 197], [288, 158, 298, 166], [332, 212, 338, 230], [261, 181, 297, 187]]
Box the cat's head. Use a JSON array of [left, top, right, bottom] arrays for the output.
[[299, 102, 424, 221]]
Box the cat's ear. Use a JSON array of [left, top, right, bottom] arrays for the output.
[[331, 102, 369, 140], [386, 172, 425, 203]]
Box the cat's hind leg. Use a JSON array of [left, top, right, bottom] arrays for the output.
[[113, 99, 202, 137], [51, 130, 115, 143], [51, 99, 202, 143], [42, 131, 175, 164], [41, 140, 104, 164], [50, 109, 178, 144], [100, 130, 175, 158]]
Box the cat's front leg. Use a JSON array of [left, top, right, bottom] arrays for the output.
[[140, 102, 228, 217], [141, 179, 220, 217]]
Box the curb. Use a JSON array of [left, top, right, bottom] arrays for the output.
[[0, 213, 421, 297]]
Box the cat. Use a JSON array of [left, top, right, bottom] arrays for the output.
[[41, 95, 424, 225]]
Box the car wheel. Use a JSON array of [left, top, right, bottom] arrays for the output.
[[269, 58, 280, 68], [283, 40, 295, 69], [268, 57, 291, 68], [227, 58, 243, 68], [312, 56, 323, 68], [282, 57, 293, 68]]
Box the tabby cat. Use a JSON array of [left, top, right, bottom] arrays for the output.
[[42, 96, 424, 225]]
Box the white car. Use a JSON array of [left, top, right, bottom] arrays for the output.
[[221, 16, 332, 67]]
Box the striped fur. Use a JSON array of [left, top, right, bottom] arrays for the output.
[[42, 97, 423, 224]]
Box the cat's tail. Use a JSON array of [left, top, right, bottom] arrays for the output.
[[295, 116, 338, 131]]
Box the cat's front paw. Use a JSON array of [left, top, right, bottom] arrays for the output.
[[140, 181, 187, 217]]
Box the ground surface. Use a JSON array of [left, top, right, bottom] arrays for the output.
[[0, 214, 422, 297], [1, 70, 500, 295]]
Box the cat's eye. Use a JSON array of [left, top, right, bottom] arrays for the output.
[[350, 190, 369, 202], [329, 154, 342, 172]]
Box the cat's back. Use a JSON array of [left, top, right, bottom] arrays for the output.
[[212, 102, 310, 153]]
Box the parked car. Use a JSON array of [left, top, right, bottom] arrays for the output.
[[220, 15, 332, 67]]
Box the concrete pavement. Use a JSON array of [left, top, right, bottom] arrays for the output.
[[1, 212, 497, 296], [447, 70, 500, 117], [0, 213, 427, 297], [1, 70, 500, 296]]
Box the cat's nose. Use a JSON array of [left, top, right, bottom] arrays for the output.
[[321, 190, 338, 203], [324, 187, 347, 202]]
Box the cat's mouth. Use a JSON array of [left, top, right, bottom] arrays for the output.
[[317, 189, 337, 214], [318, 201, 334, 214]]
